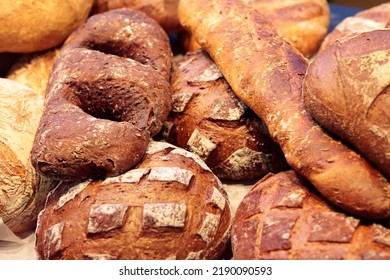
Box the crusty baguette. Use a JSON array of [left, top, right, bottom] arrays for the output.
[[304, 30, 390, 177], [178, 0, 390, 219]]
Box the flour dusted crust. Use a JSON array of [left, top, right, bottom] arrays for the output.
[[232, 170, 390, 260], [35, 141, 232, 260], [162, 50, 288, 180]]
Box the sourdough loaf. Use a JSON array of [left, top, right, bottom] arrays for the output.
[[232, 170, 390, 260], [0, 0, 94, 53], [180, 0, 330, 58], [162, 49, 288, 180], [0, 79, 57, 234], [31, 9, 173, 181], [35, 141, 232, 260], [303, 29, 390, 177], [178, 0, 390, 219], [320, 2, 390, 51]]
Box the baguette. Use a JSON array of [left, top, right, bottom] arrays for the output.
[[178, 0, 390, 219]]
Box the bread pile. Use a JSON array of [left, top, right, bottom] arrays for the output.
[[0, 0, 389, 260]]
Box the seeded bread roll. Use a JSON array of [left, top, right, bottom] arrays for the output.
[[0, 79, 57, 234], [0, 0, 94, 53], [6, 48, 61, 97], [162, 49, 288, 180], [180, 0, 330, 58], [320, 2, 390, 51], [232, 170, 390, 260], [303, 29, 390, 177], [35, 141, 232, 260]]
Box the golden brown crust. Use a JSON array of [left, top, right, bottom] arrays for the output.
[[178, 0, 390, 219], [180, 0, 330, 58], [35, 141, 232, 260], [0, 0, 94, 53], [162, 49, 288, 180], [0, 79, 57, 233], [320, 3, 390, 51], [31, 9, 173, 181], [232, 170, 390, 260], [304, 30, 390, 177]]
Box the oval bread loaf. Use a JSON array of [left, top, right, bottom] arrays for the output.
[[31, 9, 173, 181], [0, 79, 57, 234], [162, 49, 288, 180], [35, 141, 232, 260], [0, 0, 94, 53], [232, 170, 390, 260], [303, 29, 390, 177]]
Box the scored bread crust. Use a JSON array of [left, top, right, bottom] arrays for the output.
[[35, 141, 232, 260], [304, 29, 390, 177], [178, 0, 390, 219], [30, 9, 173, 181], [232, 170, 390, 260], [163, 49, 288, 180]]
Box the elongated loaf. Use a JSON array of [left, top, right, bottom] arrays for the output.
[[162, 49, 288, 180], [232, 170, 390, 260], [0, 79, 57, 234], [178, 0, 390, 219], [31, 9, 173, 181], [304, 30, 390, 177], [35, 141, 232, 260]]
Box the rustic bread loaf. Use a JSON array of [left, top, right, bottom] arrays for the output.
[[31, 9, 173, 181], [6, 48, 61, 97], [320, 2, 390, 51], [178, 0, 390, 219], [92, 0, 181, 33], [0, 79, 57, 234], [0, 0, 94, 53], [303, 29, 390, 177], [180, 0, 330, 58], [35, 141, 232, 260], [162, 49, 288, 180], [232, 170, 390, 260]]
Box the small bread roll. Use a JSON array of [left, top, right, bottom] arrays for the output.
[[0, 78, 57, 234], [35, 141, 232, 260], [0, 0, 94, 53]]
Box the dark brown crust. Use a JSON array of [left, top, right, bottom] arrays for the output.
[[232, 170, 390, 260], [163, 49, 288, 180], [35, 141, 232, 260], [178, 0, 390, 219], [31, 9, 173, 180], [304, 30, 390, 177]]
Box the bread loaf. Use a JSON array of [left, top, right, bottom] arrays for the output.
[[6, 48, 61, 97], [180, 0, 330, 58], [31, 9, 173, 181], [162, 49, 288, 180], [178, 0, 390, 219], [0, 79, 57, 234], [320, 2, 390, 51], [92, 0, 182, 33], [35, 141, 232, 260], [232, 170, 390, 260], [303, 29, 390, 177], [0, 0, 94, 53]]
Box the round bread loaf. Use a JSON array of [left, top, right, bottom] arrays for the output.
[[320, 2, 390, 51], [232, 170, 390, 260], [303, 29, 390, 177], [35, 141, 232, 260], [0, 0, 94, 53], [0, 79, 57, 234], [92, 0, 182, 33], [180, 0, 330, 58], [31, 9, 173, 181], [162, 50, 288, 180], [6, 48, 61, 97]]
